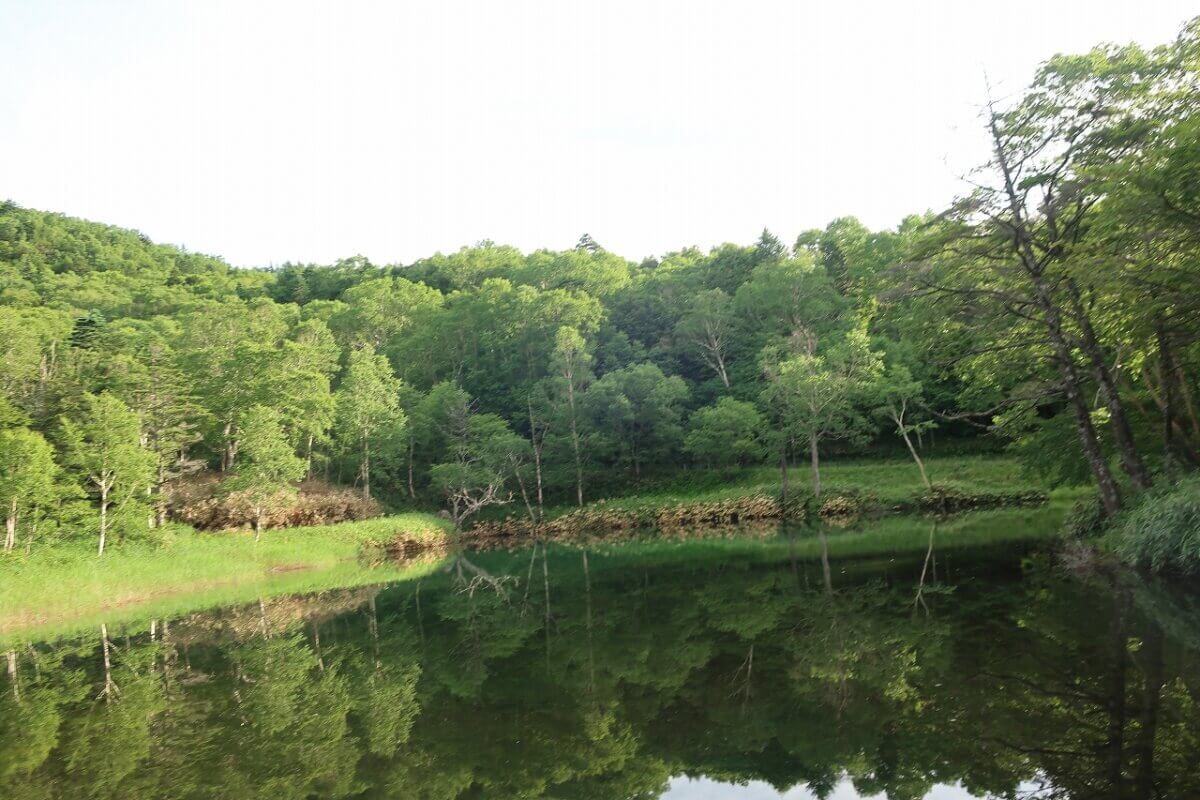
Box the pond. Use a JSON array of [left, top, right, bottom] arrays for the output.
[[2, 517, 1199, 799]]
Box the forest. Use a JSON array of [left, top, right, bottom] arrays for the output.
[[1, 18, 1199, 570]]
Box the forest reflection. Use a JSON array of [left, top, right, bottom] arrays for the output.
[[2, 531, 1199, 800]]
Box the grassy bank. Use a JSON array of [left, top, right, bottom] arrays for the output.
[[475, 455, 1066, 531], [562, 455, 1055, 512], [0, 455, 1070, 643], [0, 513, 452, 641]]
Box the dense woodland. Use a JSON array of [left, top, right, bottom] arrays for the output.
[[2, 19, 1199, 552]]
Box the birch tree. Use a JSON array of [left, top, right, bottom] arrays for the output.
[[335, 347, 406, 500], [60, 393, 154, 555]]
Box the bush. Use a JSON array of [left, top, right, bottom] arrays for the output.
[[1062, 496, 1107, 539], [1111, 476, 1200, 575]]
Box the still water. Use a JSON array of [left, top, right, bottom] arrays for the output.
[[2, 522, 1199, 799]]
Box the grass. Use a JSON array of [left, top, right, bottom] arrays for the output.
[[0, 512, 453, 643], [0, 454, 1079, 644], [536, 454, 1069, 517], [1105, 474, 1200, 575]]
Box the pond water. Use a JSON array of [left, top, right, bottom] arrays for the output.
[[2, 520, 1199, 799]]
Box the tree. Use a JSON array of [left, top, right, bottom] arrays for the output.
[[335, 347, 406, 500], [60, 393, 154, 555], [675, 289, 737, 388], [873, 363, 935, 489], [428, 400, 517, 530], [275, 319, 340, 474], [224, 406, 306, 541], [586, 363, 689, 480], [0, 428, 58, 552], [684, 398, 766, 469], [107, 323, 204, 527], [548, 328, 593, 506], [762, 329, 879, 498]]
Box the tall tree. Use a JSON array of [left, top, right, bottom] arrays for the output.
[[762, 329, 879, 498], [0, 428, 58, 552], [675, 289, 737, 388], [586, 363, 689, 480], [548, 328, 593, 506], [224, 406, 306, 541], [335, 347, 406, 500], [873, 363, 935, 489], [428, 401, 518, 530], [60, 393, 154, 555]]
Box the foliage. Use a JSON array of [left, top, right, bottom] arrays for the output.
[[1110, 476, 1200, 574], [683, 397, 766, 468], [223, 406, 307, 538], [58, 393, 155, 554]]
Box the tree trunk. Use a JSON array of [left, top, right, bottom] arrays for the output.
[[361, 439, 371, 500], [986, 105, 1122, 515], [1159, 318, 1178, 465], [1025, 270, 1123, 515], [1040, 293, 1122, 514], [98, 484, 109, 556], [1179, 366, 1200, 441], [407, 438, 416, 499], [1059, 358, 1123, 516], [779, 440, 789, 509], [809, 435, 821, 499], [896, 416, 931, 489], [714, 352, 730, 388], [254, 507, 263, 542], [514, 466, 536, 524], [154, 461, 167, 529], [569, 413, 583, 507], [528, 400, 545, 521], [5, 500, 16, 552], [222, 421, 237, 471], [1067, 281, 1152, 491], [563, 370, 585, 507], [306, 434, 315, 478], [1144, 387, 1200, 468]]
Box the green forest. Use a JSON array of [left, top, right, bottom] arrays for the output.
[[2, 19, 1200, 573]]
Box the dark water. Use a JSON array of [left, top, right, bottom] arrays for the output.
[[2, 526, 1199, 799]]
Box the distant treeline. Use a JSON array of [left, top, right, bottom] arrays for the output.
[[1, 18, 1198, 549]]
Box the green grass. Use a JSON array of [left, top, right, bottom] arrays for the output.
[[0, 512, 452, 642], [539, 455, 1068, 517], [0, 455, 1079, 644]]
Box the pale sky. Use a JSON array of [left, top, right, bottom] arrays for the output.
[[2, 1, 1195, 267], [662, 776, 988, 799]]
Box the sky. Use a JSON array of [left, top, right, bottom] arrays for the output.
[[1, 1, 1196, 267], [661, 776, 990, 799]]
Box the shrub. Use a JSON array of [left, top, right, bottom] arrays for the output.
[[1062, 496, 1107, 539], [1111, 476, 1200, 575]]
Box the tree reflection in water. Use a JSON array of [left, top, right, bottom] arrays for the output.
[[2, 532, 1199, 799]]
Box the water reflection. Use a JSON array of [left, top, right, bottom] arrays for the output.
[[2, 529, 1199, 799]]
